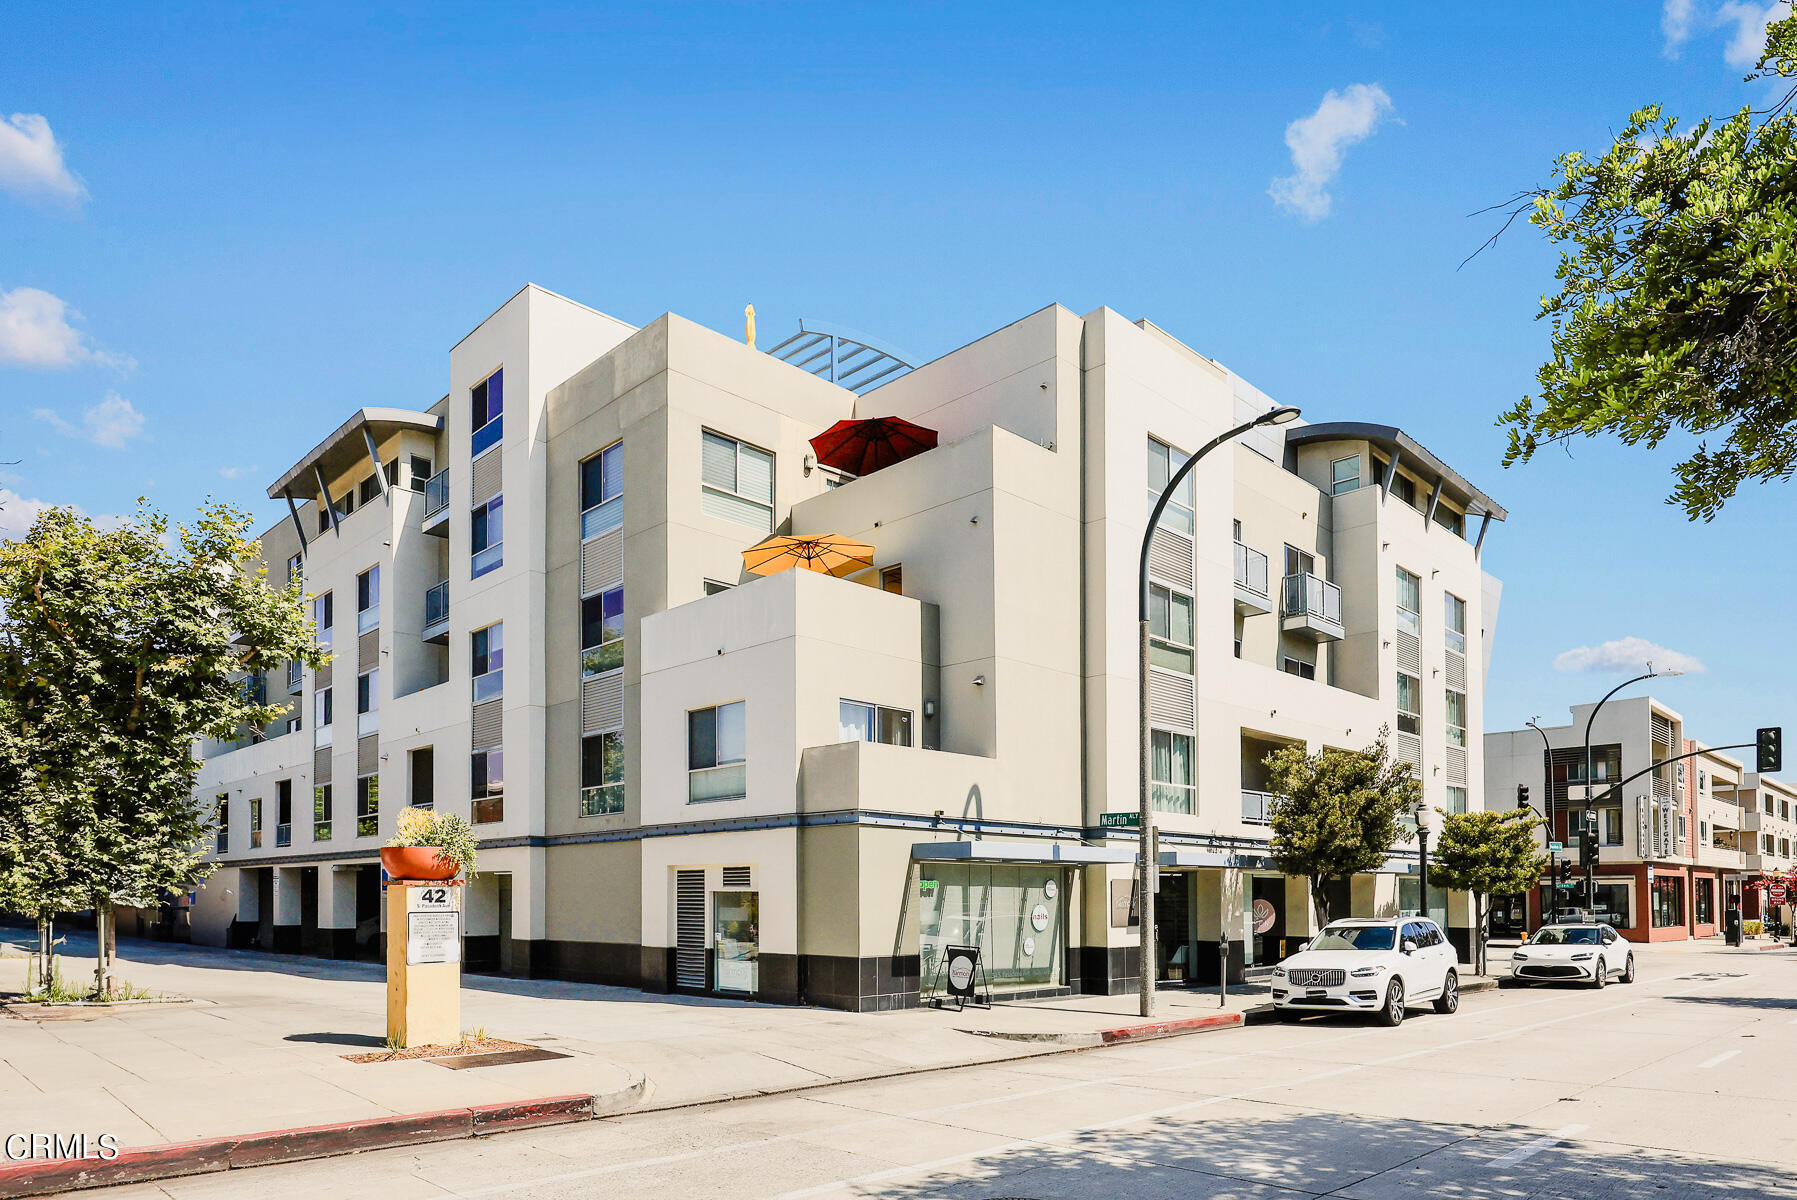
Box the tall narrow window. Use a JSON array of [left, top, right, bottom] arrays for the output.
[[1445, 689, 1466, 747], [357, 668, 379, 736], [358, 474, 381, 506], [689, 701, 747, 802], [1284, 545, 1315, 578], [1147, 583, 1194, 673], [581, 586, 624, 676], [471, 749, 503, 823], [701, 431, 774, 530], [1397, 673, 1421, 735], [1444, 591, 1467, 655], [215, 794, 229, 854], [581, 441, 624, 538], [356, 775, 379, 837], [472, 367, 503, 457], [472, 624, 503, 703], [357, 566, 380, 633], [1151, 729, 1194, 814], [409, 454, 433, 490], [1395, 567, 1421, 636], [315, 686, 333, 736], [471, 495, 503, 577], [314, 592, 333, 648], [1146, 437, 1195, 536], [1446, 786, 1468, 815], [1330, 455, 1361, 495], [313, 784, 332, 841], [287, 553, 303, 584], [410, 747, 433, 810], [249, 797, 263, 849], [276, 780, 292, 848], [581, 730, 625, 816]]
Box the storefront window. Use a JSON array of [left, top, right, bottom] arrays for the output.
[[1593, 881, 1631, 927], [919, 863, 1065, 998], [1694, 877, 1714, 925], [713, 890, 759, 993], [1651, 876, 1686, 928]]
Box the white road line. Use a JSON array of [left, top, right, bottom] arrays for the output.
[[1697, 1049, 1740, 1069], [1488, 1124, 1588, 1168]]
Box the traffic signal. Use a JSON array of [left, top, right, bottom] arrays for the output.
[[1759, 727, 1783, 774], [1580, 829, 1599, 870], [1516, 784, 1530, 810], [1558, 860, 1575, 888]]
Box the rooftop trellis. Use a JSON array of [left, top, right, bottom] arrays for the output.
[[765, 319, 917, 395]]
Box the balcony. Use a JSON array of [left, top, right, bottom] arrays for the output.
[[1233, 542, 1272, 616], [357, 710, 378, 738], [422, 469, 450, 536], [1242, 789, 1279, 827], [275, 823, 291, 848], [422, 580, 450, 644], [1281, 572, 1343, 642]]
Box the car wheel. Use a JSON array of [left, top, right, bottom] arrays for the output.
[[1621, 954, 1636, 984], [1433, 970, 1459, 1014], [1376, 978, 1406, 1027], [1592, 958, 1607, 989]]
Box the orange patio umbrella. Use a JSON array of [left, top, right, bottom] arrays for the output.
[[741, 533, 875, 579]]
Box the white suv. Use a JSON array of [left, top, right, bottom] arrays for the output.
[[1272, 917, 1459, 1026]]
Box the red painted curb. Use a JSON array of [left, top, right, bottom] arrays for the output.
[[1097, 1012, 1243, 1044], [0, 1094, 597, 1199]]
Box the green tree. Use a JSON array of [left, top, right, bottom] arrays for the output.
[[1429, 808, 1548, 976], [1264, 730, 1419, 926], [0, 503, 324, 996], [1498, 11, 1797, 520]]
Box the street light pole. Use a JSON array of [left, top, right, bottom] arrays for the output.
[[1136, 404, 1300, 1019], [1581, 669, 1680, 916], [1414, 799, 1432, 923], [1526, 717, 1554, 924]]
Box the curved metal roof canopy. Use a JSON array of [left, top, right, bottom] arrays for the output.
[[1285, 421, 1508, 522], [267, 407, 442, 501]]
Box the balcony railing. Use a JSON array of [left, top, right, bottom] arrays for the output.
[[423, 580, 449, 643], [1233, 542, 1269, 598], [357, 710, 379, 738], [1242, 789, 1279, 827], [1282, 572, 1341, 625], [275, 823, 291, 848], [422, 469, 450, 518]]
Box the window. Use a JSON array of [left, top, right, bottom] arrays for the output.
[[1391, 471, 1418, 508], [410, 748, 433, 810], [1444, 592, 1467, 655], [314, 592, 333, 648], [1434, 504, 1465, 537], [356, 668, 379, 736], [1767, 795, 1775, 814], [689, 701, 747, 802], [1146, 437, 1195, 536], [1695, 878, 1714, 925], [839, 700, 913, 747], [357, 566, 380, 633], [1446, 785, 1468, 815], [1651, 875, 1685, 928], [336, 490, 355, 519], [581, 586, 624, 676], [1784, 800, 1791, 821], [701, 431, 774, 530], [1148, 583, 1194, 673], [471, 749, 504, 823], [276, 780, 292, 847], [1395, 567, 1421, 636], [318, 502, 330, 533], [472, 624, 503, 703], [249, 796, 263, 849], [1784, 838, 1792, 858], [1603, 807, 1624, 844], [356, 775, 379, 837], [1397, 673, 1421, 735], [1281, 656, 1316, 680], [1445, 689, 1467, 747], [1284, 545, 1314, 578], [215, 794, 229, 853], [703, 579, 734, 596], [358, 474, 381, 506], [471, 495, 503, 577], [580, 442, 624, 538], [315, 686, 333, 728], [385, 458, 400, 489], [287, 553, 303, 584], [879, 565, 903, 594], [472, 367, 503, 457], [1151, 729, 1194, 814], [1330, 455, 1361, 495], [1766, 833, 1776, 854], [313, 784, 332, 841], [1594, 881, 1631, 927], [409, 455, 433, 490], [581, 730, 625, 816]]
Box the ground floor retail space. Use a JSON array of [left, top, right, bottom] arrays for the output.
[[1522, 863, 1737, 942]]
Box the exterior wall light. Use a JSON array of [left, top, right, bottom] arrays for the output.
[[972, 675, 985, 686]]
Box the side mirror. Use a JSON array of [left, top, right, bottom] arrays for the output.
[[1401, 939, 1418, 954], [1296, 941, 1310, 953]]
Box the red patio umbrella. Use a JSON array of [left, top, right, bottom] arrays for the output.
[[809, 416, 938, 477]]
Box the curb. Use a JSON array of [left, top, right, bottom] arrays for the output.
[[0, 1077, 647, 1199], [959, 1011, 1243, 1047]]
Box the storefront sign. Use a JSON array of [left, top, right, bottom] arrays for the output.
[[1252, 898, 1277, 934], [944, 945, 980, 1000], [1030, 903, 1050, 932]]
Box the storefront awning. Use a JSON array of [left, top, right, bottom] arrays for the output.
[[912, 840, 1136, 865], [1158, 850, 1278, 871]]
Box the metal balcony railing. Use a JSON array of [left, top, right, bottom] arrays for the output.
[[1242, 789, 1280, 827], [1233, 542, 1269, 598], [423, 469, 450, 518], [1282, 572, 1342, 625], [275, 823, 291, 848]]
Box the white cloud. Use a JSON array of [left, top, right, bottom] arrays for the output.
[[33, 391, 146, 449], [1718, 1, 1788, 67], [218, 465, 258, 480], [1553, 636, 1707, 676], [1268, 83, 1395, 222], [0, 286, 132, 370], [0, 113, 83, 204], [0, 490, 128, 540], [1663, 0, 1701, 55]]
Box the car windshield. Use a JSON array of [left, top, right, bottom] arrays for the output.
[[1529, 927, 1601, 945], [1309, 925, 1396, 951]]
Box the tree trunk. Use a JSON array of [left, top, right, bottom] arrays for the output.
[[1311, 878, 1331, 926], [1473, 894, 1486, 977], [93, 902, 111, 999]]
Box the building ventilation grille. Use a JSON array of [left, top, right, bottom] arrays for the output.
[[1396, 631, 1421, 675], [1148, 528, 1195, 589], [675, 869, 707, 990], [471, 446, 503, 503], [1148, 669, 1195, 731], [314, 746, 332, 784], [1445, 745, 1468, 785], [471, 699, 503, 750], [358, 630, 379, 672], [1445, 650, 1467, 691], [583, 673, 624, 735], [722, 866, 751, 888], [582, 530, 622, 597]]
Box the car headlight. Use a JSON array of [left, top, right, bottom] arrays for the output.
[[1571, 952, 1594, 960], [1272, 967, 1286, 978], [1513, 951, 1528, 959], [1350, 965, 1387, 977]]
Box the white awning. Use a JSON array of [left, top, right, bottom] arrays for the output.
[[911, 840, 1135, 865]]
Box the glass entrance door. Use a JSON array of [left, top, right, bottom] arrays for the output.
[[713, 890, 759, 994]]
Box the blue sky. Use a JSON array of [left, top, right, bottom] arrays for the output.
[[4, 2, 1792, 746]]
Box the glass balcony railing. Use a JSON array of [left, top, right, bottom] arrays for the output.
[[424, 580, 449, 629], [1233, 541, 1269, 598], [215, 830, 228, 854], [1242, 789, 1280, 826], [357, 710, 379, 738], [275, 823, 291, 848], [581, 495, 622, 540], [423, 469, 450, 518], [1282, 572, 1342, 626]]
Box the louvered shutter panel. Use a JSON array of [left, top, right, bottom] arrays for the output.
[[737, 445, 773, 504], [1445, 650, 1467, 691], [314, 746, 332, 784], [358, 630, 380, 671], [675, 870, 707, 990], [582, 673, 623, 735], [722, 866, 751, 888], [471, 699, 503, 750], [1445, 746, 1468, 784], [1396, 733, 1423, 777], [1148, 528, 1194, 588], [1148, 671, 1195, 730], [1396, 631, 1421, 675], [701, 432, 737, 490], [358, 736, 379, 776], [470, 449, 503, 503], [582, 530, 622, 596]]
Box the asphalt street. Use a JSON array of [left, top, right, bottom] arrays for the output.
[[94, 943, 1797, 1199]]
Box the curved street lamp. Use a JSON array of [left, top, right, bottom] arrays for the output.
[[1136, 404, 1300, 1018], [1579, 667, 1682, 913]]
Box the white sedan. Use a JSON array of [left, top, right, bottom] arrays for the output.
[[1271, 917, 1460, 1026], [1509, 922, 1634, 987]]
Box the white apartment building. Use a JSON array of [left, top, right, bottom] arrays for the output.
[[1486, 697, 1789, 941], [178, 286, 1505, 1009]]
